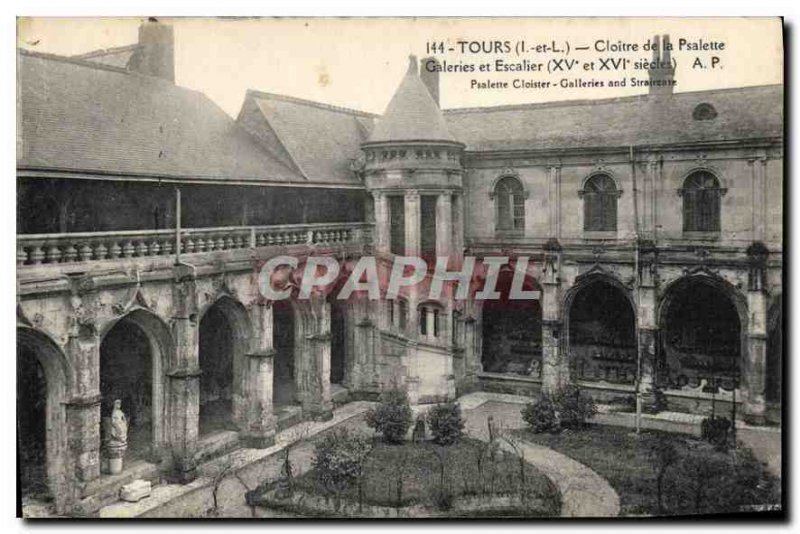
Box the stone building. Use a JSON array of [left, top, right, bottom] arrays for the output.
[[17, 22, 782, 515]]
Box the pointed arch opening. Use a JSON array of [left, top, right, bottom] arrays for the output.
[[272, 300, 298, 408], [17, 327, 69, 510], [480, 269, 542, 376], [198, 296, 250, 437], [99, 309, 169, 464], [659, 277, 744, 393], [565, 277, 637, 384]]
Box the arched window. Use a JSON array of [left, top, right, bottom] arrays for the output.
[[419, 302, 443, 339], [388, 298, 408, 333], [682, 171, 722, 233], [493, 176, 525, 234], [582, 174, 619, 232]]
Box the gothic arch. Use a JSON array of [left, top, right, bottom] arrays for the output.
[[17, 326, 71, 511], [477, 267, 542, 375], [561, 273, 638, 384], [98, 308, 173, 456], [657, 274, 748, 391], [197, 295, 253, 433]]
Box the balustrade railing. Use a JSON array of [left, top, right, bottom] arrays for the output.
[[17, 222, 370, 266]]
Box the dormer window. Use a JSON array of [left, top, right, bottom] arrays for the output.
[[692, 103, 718, 121]]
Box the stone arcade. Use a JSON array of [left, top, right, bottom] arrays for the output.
[[17, 23, 782, 515]]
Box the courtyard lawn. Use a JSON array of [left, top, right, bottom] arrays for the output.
[[514, 424, 781, 516], [293, 437, 561, 515]]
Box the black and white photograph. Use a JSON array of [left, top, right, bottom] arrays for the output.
[[13, 15, 784, 520]]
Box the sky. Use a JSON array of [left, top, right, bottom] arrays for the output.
[[17, 17, 783, 118]]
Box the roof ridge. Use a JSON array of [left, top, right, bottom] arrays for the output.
[[443, 83, 783, 115], [72, 43, 141, 59], [246, 89, 378, 118], [18, 48, 133, 76]]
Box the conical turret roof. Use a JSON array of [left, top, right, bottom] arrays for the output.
[[366, 55, 456, 144]]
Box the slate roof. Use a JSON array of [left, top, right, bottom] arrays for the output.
[[17, 49, 304, 184], [73, 44, 140, 69], [443, 84, 783, 152], [366, 56, 456, 144], [239, 90, 377, 184]]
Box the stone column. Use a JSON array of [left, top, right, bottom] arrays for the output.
[[64, 333, 102, 488], [435, 192, 452, 258], [749, 153, 768, 242], [637, 248, 661, 412], [373, 192, 390, 254], [452, 193, 465, 261], [299, 297, 333, 420], [243, 302, 276, 448], [462, 313, 481, 392], [166, 264, 200, 483], [404, 190, 421, 258], [743, 243, 769, 424], [745, 291, 768, 424], [540, 244, 566, 393], [547, 164, 562, 238]]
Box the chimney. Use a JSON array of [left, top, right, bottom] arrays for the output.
[[129, 19, 175, 82], [647, 34, 675, 96], [420, 56, 440, 107]]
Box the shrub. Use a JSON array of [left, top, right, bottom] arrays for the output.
[[365, 388, 413, 444], [522, 385, 596, 433], [552, 385, 597, 429], [660, 444, 779, 515], [313, 428, 373, 495], [427, 402, 466, 445], [521, 395, 560, 434], [701, 416, 732, 452]]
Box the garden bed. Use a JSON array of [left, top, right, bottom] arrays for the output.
[[514, 424, 781, 516], [250, 437, 561, 518]]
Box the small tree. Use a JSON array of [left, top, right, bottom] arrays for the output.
[[313, 428, 373, 507], [428, 444, 453, 511], [365, 388, 413, 444], [392, 448, 412, 506], [501, 434, 529, 501], [279, 423, 311, 497], [647, 434, 679, 514], [207, 456, 235, 517], [427, 402, 466, 445]]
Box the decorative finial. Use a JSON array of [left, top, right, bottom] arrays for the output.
[[407, 54, 418, 75]]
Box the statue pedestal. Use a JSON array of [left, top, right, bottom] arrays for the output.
[[105, 443, 127, 475], [109, 457, 123, 475]]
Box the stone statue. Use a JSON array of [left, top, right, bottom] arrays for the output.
[[106, 399, 128, 474], [110, 399, 128, 445]]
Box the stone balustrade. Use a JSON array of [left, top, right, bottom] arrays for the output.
[[17, 222, 371, 266]]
